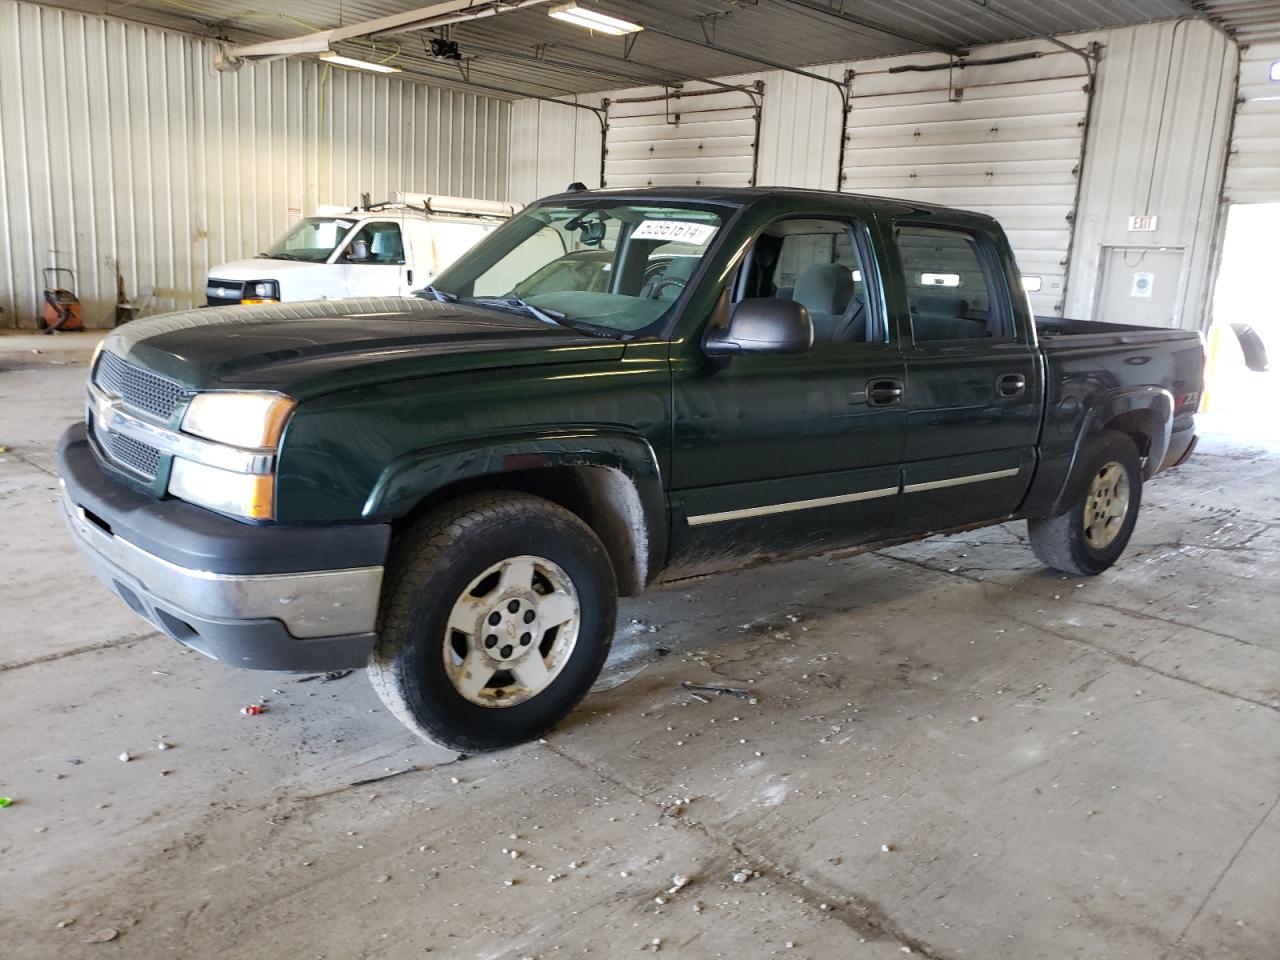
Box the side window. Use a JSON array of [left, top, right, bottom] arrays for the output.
[[346, 222, 405, 265], [896, 226, 1006, 342], [740, 218, 876, 345]]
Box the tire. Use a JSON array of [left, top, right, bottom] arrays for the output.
[[1028, 431, 1143, 576], [369, 491, 617, 752]]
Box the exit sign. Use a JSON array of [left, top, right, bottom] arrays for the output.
[[1128, 215, 1159, 231]]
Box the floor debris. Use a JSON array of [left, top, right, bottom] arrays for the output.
[[82, 928, 119, 943], [348, 766, 422, 788], [296, 670, 354, 684], [681, 681, 759, 702]]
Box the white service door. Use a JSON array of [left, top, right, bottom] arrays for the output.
[[604, 82, 762, 188], [840, 43, 1092, 316]]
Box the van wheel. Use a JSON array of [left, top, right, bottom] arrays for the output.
[[1028, 431, 1143, 576], [369, 492, 616, 752]]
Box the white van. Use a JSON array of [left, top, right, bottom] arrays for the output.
[[205, 193, 517, 306]]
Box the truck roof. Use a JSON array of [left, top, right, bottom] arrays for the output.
[[536, 184, 998, 224]]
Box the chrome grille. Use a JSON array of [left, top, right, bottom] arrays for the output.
[[206, 278, 244, 306], [89, 411, 161, 480], [94, 350, 184, 420]]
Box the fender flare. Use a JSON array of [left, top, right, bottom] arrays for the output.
[[1049, 386, 1174, 516], [362, 429, 667, 589]]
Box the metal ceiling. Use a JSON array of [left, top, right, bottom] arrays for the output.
[[37, 0, 1211, 96], [1195, 0, 1280, 43]]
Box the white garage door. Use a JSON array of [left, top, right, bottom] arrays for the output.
[[602, 81, 763, 189], [840, 43, 1095, 316], [1224, 40, 1280, 204]]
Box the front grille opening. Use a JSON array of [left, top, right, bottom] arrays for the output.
[[93, 351, 184, 420], [155, 609, 198, 642], [113, 581, 147, 617], [104, 431, 161, 480], [83, 508, 112, 536]]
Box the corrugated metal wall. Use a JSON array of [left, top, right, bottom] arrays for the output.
[[509, 20, 1237, 330], [1223, 39, 1280, 204], [508, 98, 604, 203], [0, 0, 509, 329], [1063, 19, 1236, 328]]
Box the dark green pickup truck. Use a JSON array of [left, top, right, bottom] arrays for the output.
[[59, 186, 1203, 750]]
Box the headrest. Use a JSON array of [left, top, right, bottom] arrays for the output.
[[794, 264, 856, 315], [662, 257, 698, 281], [918, 295, 969, 319]]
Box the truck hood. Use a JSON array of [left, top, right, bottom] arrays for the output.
[[104, 298, 625, 399], [208, 258, 329, 279]]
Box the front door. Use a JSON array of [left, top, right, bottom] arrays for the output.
[[341, 220, 409, 298], [667, 213, 906, 574], [887, 221, 1041, 532]]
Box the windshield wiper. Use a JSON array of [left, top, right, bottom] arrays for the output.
[[471, 296, 567, 328], [261, 252, 306, 261], [422, 284, 459, 303]]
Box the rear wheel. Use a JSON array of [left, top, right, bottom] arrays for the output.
[[369, 491, 616, 752], [1028, 431, 1143, 576]]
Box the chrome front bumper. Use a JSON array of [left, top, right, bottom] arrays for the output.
[[60, 486, 383, 671]]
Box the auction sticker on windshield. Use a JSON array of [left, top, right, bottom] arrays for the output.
[[632, 220, 717, 244]]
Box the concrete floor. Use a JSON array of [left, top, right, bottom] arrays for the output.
[[3, 331, 1279, 960]]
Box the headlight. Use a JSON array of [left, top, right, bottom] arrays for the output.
[[241, 280, 280, 304], [182, 392, 295, 449], [169, 459, 276, 520]]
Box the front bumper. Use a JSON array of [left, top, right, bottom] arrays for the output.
[[58, 423, 389, 671]]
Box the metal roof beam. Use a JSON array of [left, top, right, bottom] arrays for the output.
[[217, 0, 550, 64], [775, 0, 966, 56]]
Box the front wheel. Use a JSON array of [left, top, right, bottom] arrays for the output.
[[369, 492, 617, 752], [1028, 430, 1143, 576]]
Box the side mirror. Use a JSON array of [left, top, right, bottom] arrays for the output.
[[705, 298, 813, 356], [346, 239, 371, 263]]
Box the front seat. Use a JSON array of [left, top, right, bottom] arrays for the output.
[[793, 264, 856, 344]]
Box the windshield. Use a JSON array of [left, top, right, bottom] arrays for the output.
[[432, 200, 726, 337], [261, 217, 357, 263]]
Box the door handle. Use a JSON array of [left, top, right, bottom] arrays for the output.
[[997, 373, 1027, 398], [867, 377, 904, 407]]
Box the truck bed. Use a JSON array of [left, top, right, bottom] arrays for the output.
[[1035, 315, 1203, 348]]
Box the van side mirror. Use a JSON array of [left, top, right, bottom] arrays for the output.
[[346, 239, 371, 263], [705, 298, 813, 356]]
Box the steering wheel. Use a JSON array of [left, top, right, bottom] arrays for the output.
[[647, 276, 688, 300]]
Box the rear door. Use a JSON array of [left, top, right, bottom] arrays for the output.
[[884, 219, 1041, 531], [667, 208, 907, 570]]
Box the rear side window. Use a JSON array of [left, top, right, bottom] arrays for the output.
[[896, 226, 1007, 342]]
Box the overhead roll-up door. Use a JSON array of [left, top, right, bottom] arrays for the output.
[[840, 44, 1096, 316], [602, 81, 763, 189], [1224, 40, 1280, 204]]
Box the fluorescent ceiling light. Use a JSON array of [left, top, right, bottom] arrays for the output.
[[548, 2, 642, 35], [320, 51, 401, 73]]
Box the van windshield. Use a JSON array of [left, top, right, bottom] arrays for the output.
[[261, 217, 357, 263], [431, 200, 727, 337]]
